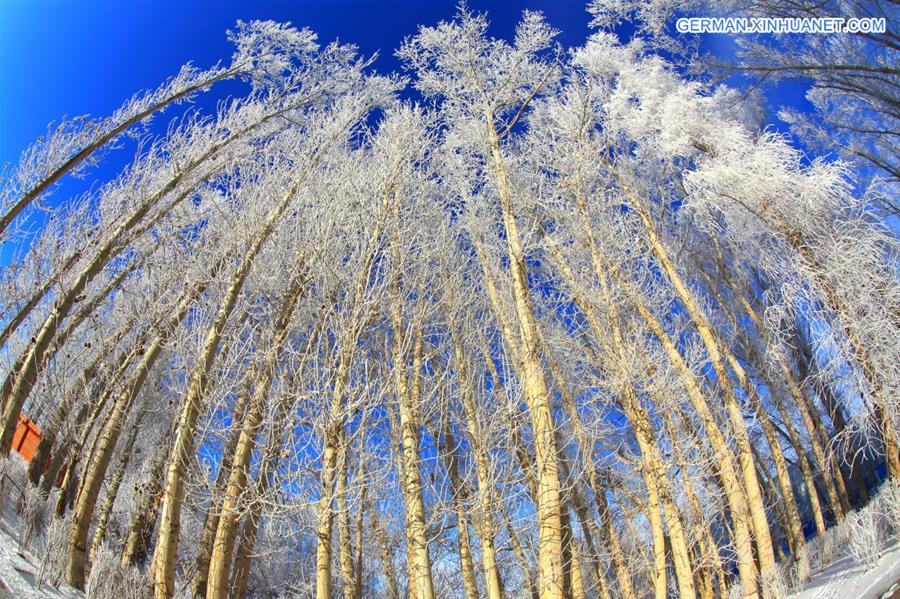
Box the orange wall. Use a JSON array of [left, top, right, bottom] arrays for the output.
[[12, 413, 41, 463]]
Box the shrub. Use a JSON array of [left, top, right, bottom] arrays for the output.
[[877, 482, 900, 537], [36, 514, 70, 589], [18, 482, 49, 553], [762, 574, 786, 598], [847, 504, 885, 570], [86, 542, 151, 599], [726, 581, 744, 599], [0, 452, 28, 512]]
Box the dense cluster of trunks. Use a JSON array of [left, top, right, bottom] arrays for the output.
[[0, 7, 896, 599]]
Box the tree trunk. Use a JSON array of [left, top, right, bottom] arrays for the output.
[[152, 169, 315, 598], [447, 324, 504, 599], [88, 405, 146, 561], [316, 387, 348, 599], [393, 325, 435, 599], [0, 103, 288, 457], [592, 487, 635, 598], [790, 230, 900, 479], [626, 288, 760, 597], [501, 501, 539, 599], [368, 497, 400, 599], [228, 517, 257, 599], [29, 338, 118, 490], [229, 368, 298, 599], [0, 254, 80, 355], [442, 429, 480, 599], [484, 110, 564, 599], [65, 279, 206, 589], [121, 439, 169, 566], [354, 471, 366, 599], [722, 267, 845, 525], [543, 231, 694, 598], [336, 446, 357, 599], [0, 67, 238, 237], [560, 508, 585, 599], [737, 364, 807, 571], [630, 203, 777, 580], [205, 276, 305, 599], [190, 375, 252, 598]]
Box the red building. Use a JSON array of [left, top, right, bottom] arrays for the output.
[[12, 412, 41, 463]]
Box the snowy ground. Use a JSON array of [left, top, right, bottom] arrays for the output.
[[0, 505, 81, 598], [0, 471, 897, 598], [789, 539, 900, 599]]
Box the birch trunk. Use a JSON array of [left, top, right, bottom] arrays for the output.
[[0, 67, 238, 237], [542, 232, 694, 598], [0, 106, 289, 454], [368, 498, 400, 599], [121, 439, 170, 566], [484, 110, 564, 599], [228, 367, 298, 599], [625, 288, 760, 597], [88, 405, 146, 561], [190, 377, 252, 598], [65, 277, 207, 589], [205, 275, 305, 599], [629, 202, 776, 578], [336, 447, 357, 599], [723, 270, 846, 524], [440, 427, 480, 599], [448, 323, 504, 599]]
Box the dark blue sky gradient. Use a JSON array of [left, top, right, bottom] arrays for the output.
[[0, 0, 596, 169], [0, 0, 812, 194]]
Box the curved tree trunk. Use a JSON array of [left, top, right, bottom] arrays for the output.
[[543, 230, 695, 599], [0, 67, 237, 238], [205, 275, 305, 599], [229, 357, 306, 599], [152, 167, 315, 599], [627, 289, 760, 597], [0, 105, 289, 456], [120, 432, 172, 566], [88, 405, 146, 561], [631, 203, 776, 579], [190, 373, 252, 598], [65, 277, 207, 589]]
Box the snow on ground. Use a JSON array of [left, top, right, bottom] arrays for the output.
[[789, 540, 900, 599], [0, 505, 81, 598]]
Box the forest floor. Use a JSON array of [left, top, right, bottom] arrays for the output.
[[0, 477, 898, 598], [789, 538, 900, 599], [0, 503, 80, 598]]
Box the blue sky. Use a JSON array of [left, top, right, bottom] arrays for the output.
[[0, 0, 597, 169], [0, 0, 817, 201]]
